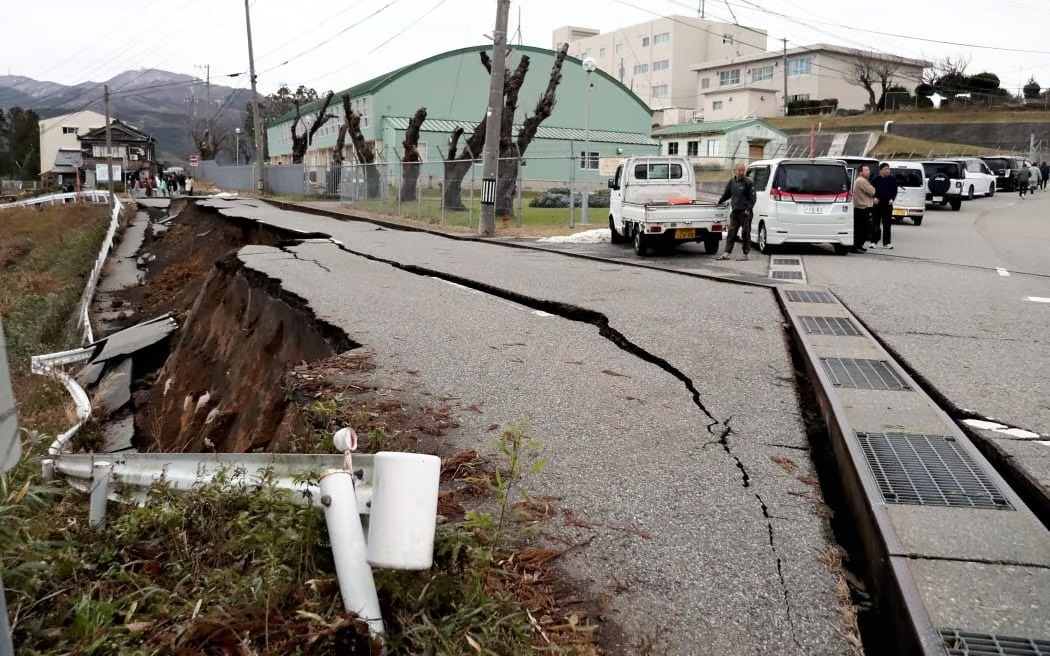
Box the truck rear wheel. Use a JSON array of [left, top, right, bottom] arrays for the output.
[[950, 198, 962, 211], [609, 216, 625, 244], [633, 228, 648, 256], [704, 235, 721, 254]]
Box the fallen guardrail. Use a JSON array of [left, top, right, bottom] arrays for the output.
[[77, 195, 125, 345], [0, 190, 110, 210]]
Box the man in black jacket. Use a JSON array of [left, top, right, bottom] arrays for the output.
[[870, 163, 898, 250], [1040, 161, 1049, 191], [716, 163, 757, 261]]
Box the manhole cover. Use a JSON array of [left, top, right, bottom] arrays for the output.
[[785, 290, 835, 303], [821, 357, 910, 391], [800, 316, 860, 336], [941, 629, 1048, 655], [858, 433, 1013, 509]]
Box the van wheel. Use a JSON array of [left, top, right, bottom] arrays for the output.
[[912, 216, 923, 226], [704, 234, 721, 254], [950, 199, 962, 211], [633, 227, 648, 256], [987, 183, 995, 197], [833, 244, 850, 256], [967, 185, 975, 200], [758, 223, 773, 254], [609, 216, 625, 244]]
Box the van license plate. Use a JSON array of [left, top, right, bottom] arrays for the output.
[[932, 196, 942, 202], [675, 229, 696, 239], [802, 206, 824, 214], [892, 208, 906, 216]]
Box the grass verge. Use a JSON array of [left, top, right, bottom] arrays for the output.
[[766, 108, 1050, 132], [869, 133, 1004, 159]]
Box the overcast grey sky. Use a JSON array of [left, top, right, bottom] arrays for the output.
[[6, 0, 1050, 98]]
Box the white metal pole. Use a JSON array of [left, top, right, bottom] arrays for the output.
[[581, 67, 593, 225], [89, 461, 112, 527], [319, 470, 384, 637]]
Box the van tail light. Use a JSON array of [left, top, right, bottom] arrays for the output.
[[771, 189, 786, 201]]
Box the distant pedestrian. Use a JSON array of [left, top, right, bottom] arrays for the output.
[[716, 163, 757, 261], [1040, 161, 1049, 191], [870, 163, 898, 250], [1030, 164, 1043, 193], [185, 176, 194, 195], [1017, 163, 1032, 198], [851, 165, 875, 253], [159, 177, 168, 196]]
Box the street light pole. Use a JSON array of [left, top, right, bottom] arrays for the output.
[[244, 0, 264, 195], [581, 57, 596, 225]]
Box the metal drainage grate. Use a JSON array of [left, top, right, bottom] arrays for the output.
[[773, 258, 801, 266], [800, 315, 860, 336], [857, 433, 1013, 509], [772, 270, 804, 280], [785, 289, 835, 303], [941, 629, 1050, 655], [821, 357, 911, 391]]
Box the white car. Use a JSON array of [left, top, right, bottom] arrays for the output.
[[952, 158, 996, 199], [882, 161, 927, 226], [746, 158, 853, 255]]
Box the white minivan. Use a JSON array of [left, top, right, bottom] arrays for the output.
[[745, 158, 853, 255], [882, 161, 927, 226]]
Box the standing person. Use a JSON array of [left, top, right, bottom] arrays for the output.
[[185, 175, 194, 196], [715, 163, 757, 261], [1016, 163, 1032, 198], [1040, 161, 1049, 191], [852, 165, 875, 253], [1031, 164, 1043, 193], [870, 163, 898, 250]]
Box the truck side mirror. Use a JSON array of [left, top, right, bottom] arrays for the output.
[[607, 179, 616, 189]]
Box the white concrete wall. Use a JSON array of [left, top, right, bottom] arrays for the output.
[[38, 110, 106, 172]]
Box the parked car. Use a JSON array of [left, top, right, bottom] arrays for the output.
[[882, 161, 927, 225], [607, 156, 726, 256], [921, 161, 964, 211], [951, 158, 996, 198], [979, 156, 1030, 192], [745, 158, 853, 255]]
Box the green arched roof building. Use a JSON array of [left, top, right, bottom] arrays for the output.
[[265, 45, 658, 181]]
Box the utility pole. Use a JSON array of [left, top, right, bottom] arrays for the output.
[[104, 84, 115, 208], [782, 38, 789, 116], [698, 0, 705, 18], [245, 0, 264, 195], [479, 0, 510, 237], [196, 64, 212, 133]]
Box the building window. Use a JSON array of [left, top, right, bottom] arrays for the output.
[[752, 65, 774, 82], [712, 100, 724, 110], [62, 127, 78, 135], [788, 93, 811, 102], [599, 47, 606, 57], [651, 84, 669, 98], [719, 69, 741, 86], [722, 34, 734, 45], [707, 140, 720, 156], [653, 59, 669, 71], [667, 141, 679, 155], [580, 151, 599, 170], [788, 58, 812, 77], [642, 36, 650, 47], [615, 43, 623, 55], [633, 63, 649, 75], [654, 32, 670, 45], [687, 141, 699, 156], [701, 77, 710, 89]]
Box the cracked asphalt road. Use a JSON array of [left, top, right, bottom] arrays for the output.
[[204, 198, 851, 655]]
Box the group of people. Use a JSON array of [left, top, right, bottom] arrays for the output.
[[1016, 162, 1049, 197], [851, 163, 900, 252], [129, 172, 192, 198]]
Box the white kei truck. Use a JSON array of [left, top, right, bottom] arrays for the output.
[[607, 156, 727, 257]]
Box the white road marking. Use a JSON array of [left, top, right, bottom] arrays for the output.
[[997, 268, 1010, 277], [1038, 441, 1050, 448], [1025, 297, 1050, 303], [964, 418, 1043, 440]]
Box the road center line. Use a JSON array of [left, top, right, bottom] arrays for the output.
[[1025, 296, 1050, 303], [997, 268, 1010, 277]]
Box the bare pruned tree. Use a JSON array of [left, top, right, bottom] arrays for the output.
[[192, 127, 229, 161], [290, 91, 336, 163], [345, 98, 381, 198], [400, 107, 428, 202], [848, 52, 903, 111]]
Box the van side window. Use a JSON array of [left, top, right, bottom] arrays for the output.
[[748, 166, 770, 190]]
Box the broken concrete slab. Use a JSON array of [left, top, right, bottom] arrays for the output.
[[89, 315, 177, 365], [75, 361, 106, 388], [102, 416, 135, 452], [94, 358, 133, 415]]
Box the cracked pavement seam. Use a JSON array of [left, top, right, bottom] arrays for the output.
[[295, 237, 805, 650]]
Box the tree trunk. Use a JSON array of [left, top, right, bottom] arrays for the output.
[[400, 107, 427, 202], [495, 144, 519, 216], [346, 108, 381, 199], [443, 159, 472, 210], [291, 92, 335, 164]]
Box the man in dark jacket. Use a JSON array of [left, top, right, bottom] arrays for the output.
[[1040, 161, 1049, 191], [870, 163, 898, 250], [716, 163, 757, 261]]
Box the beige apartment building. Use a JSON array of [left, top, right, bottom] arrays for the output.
[[691, 44, 928, 121], [553, 16, 767, 123], [38, 110, 107, 177]]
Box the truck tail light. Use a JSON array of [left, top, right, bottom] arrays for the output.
[[712, 224, 723, 232]]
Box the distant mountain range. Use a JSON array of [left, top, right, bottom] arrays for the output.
[[0, 69, 254, 161]]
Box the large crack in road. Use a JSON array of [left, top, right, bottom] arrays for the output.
[[280, 236, 804, 648]]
